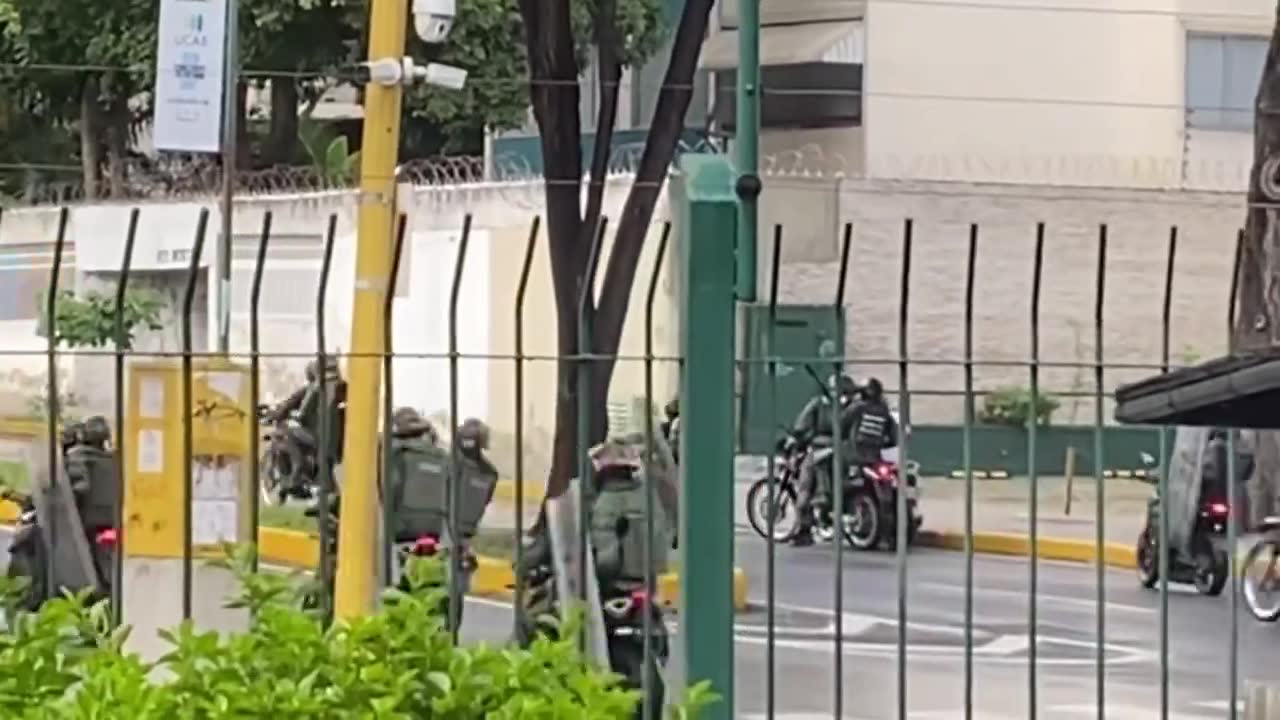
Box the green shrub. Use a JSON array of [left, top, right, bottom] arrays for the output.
[[0, 548, 717, 719], [977, 386, 1060, 428]]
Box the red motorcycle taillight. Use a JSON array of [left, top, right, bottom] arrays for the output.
[[630, 589, 650, 610], [1207, 502, 1229, 517], [95, 528, 119, 547], [412, 535, 440, 556], [873, 462, 898, 483]]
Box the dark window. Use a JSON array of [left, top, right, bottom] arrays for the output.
[[714, 63, 862, 131]]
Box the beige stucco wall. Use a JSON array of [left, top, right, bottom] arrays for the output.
[[0, 178, 678, 482], [757, 174, 1243, 425], [862, 0, 1271, 188]]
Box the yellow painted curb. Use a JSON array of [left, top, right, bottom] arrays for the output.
[[490, 478, 547, 505], [918, 529, 1136, 568], [255, 526, 749, 611]]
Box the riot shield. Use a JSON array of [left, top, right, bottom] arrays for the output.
[[23, 438, 100, 597], [1164, 426, 1209, 553], [545, 479, 611, 669]]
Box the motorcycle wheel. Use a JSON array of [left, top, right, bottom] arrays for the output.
[[608, 636, 666, 720], [746, 476, 799, 543], [1135, 525, 1159, 589], [259, 449, 285, 506], [843, 492, 880, 551], [1192, 543, 1228, 597], [6, 550, 44, 611], [1242, 539, 1280, 621]]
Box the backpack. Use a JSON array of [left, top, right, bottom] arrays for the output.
[[589, 471, 669, 584], [387, 440, 450, 541]]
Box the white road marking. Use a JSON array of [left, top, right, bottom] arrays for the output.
[[917, 581, 1155, 615], [1047, 704, 1218, 719], [1190, 699, 1243, 711]]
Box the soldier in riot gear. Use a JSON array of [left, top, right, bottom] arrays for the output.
[[64, 416, 118, 531], [788, 374, 860, 546], [847, 378, 899, 467], [269, 357, 347, 480]]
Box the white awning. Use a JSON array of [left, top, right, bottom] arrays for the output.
[[699, 20, 864, 72]]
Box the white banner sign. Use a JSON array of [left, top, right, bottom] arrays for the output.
[[152, 0, 228, 153]]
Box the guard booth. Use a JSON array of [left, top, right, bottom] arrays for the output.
[[1114, 346, 1280, 718], [121, 360, 254, 661]]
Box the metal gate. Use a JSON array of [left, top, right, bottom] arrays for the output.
[[0, 185, 1266, 720]]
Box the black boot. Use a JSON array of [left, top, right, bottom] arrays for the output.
[[791, 526, 815, 547]]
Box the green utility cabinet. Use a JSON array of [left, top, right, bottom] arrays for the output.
[[739, 303, 846, 455]]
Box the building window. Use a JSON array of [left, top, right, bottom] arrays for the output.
[[713, 63, 862, 131], [1185, 33, 1268, 132]]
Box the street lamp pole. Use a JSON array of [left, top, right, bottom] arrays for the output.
[[734, 0, 760, 301]]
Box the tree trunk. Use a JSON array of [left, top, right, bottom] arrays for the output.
[[520, 0, 716, 512], [1232, 3, 1280, 528], [104, 89, 130, 199], [268, 79, 300, 165], [592, 0, 715, 401], [519, 0, 589, 504], [79, 76, 102, 200]]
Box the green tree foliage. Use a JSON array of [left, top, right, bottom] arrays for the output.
[[978, 385, 1061, 428], [39, 288, 164, 350]]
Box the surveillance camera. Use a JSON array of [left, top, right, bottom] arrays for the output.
[[412, 0, 456, 44]]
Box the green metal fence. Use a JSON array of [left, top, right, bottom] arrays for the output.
[[0, 153, 1265, 720]]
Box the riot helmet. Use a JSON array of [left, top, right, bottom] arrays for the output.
[[829, 373, 858, 404], [392, 406, 438, 443], [456, 418, 490, 458], [664, 396, 679, 421], [61, 421, 85, 454], [860, 377, 885, 402], [80, 416, 112, 450]]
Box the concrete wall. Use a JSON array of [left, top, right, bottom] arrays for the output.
[[0, 178, 679, 481], [758, 174, 1242, 424], [862, 0, 1272, 188]]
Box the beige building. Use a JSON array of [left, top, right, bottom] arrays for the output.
[[699, 0, 1267, 423]]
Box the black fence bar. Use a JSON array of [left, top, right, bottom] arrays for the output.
[[314, 213, 338, 626], [575, 216, 608, 634], [1092, 224, 1108, 717], [641, 220, 671, 720], [43, 207, 69, 599], [446, 213, 473, 639], [380, 214, 408, 587], [962, 223, 978, 720], [1229, 228, 1244, 336], [1028, 221, 1045, 718], [110, 207, 140, 627], [764, 223, 783, 718], [831, 221, 853, 720], [511, 215, 540, 637], [247, 212, 273, 574], [180, 208, 211, 621], [895, 218, 914, 720], [1157, 227, 1177, 720]]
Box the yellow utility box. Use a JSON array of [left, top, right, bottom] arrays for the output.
[[123, 359, 254, 560]]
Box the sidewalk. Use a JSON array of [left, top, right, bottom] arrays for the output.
[[918, 475, 1149, 546]]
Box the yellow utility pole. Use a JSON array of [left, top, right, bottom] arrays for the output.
[[333, 0, 408, 620]]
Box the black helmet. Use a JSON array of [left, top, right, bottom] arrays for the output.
[[392, 407, 437, 442], [456, 418, 490, 452], [664, 397, 679, 420], [828, 373, 857, 399], [861, 377, 884, 401], [80, 416, 111, 448], [61, 421, 85, 450]]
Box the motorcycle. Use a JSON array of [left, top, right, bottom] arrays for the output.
[[745, 431, 922, 550], [1134, 450, 1230, 597], [515, 525, 669, 720], [2, 489, 118, 611], [257, 403, 319, 506]]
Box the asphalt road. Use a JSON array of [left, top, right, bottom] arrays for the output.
[[2, 526, 1275, 719]]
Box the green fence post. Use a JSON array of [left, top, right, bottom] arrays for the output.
[[677, 153, 737, 719]]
